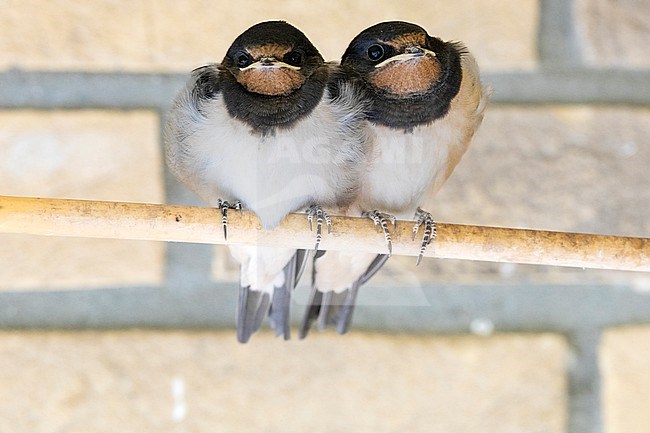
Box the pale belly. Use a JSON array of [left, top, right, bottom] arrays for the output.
[[191, 100, 354, 228], [220, 141, 339, 227], [359, 126, 452, 216]]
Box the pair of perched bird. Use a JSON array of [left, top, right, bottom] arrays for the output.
[[165, 20, 490, 343]]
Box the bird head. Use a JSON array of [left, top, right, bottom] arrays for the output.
[[223, 21, 324, 97], [342, 21, 461, 99]]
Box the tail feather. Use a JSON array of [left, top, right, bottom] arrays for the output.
[[336, 283, 361, 334], [300, 253, 389, 338], [318, 285, 360, 334], [237, 286, 270, 344], [298, 284, 323, 339], [294, 249, 309, 283], [359, 254, 390, 285], [318, 291, 341, 329], [268, 249, 308, 340], [268, 284, 291, 340], [239, 249, 310, 343]]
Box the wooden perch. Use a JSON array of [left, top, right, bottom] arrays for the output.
[[0, 195, 648, 272]]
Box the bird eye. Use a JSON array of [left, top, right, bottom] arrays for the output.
[[236, 52, 252, 68], [284, 51, 303, 67], [367, 44, 385, 61]]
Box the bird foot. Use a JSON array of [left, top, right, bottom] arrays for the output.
[[306, 205, 332, 250], [217, 199, 242, 240], [411, 207, 436, 266], [363, 210, 397, 255]]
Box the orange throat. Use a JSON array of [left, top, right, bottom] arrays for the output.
[[237, 68, 305, 96], [369, 55, 440, 96]]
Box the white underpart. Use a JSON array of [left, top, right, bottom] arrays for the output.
[[171, 93, 363, 229], [360, 53, 488, 218], [165, 77, 368, 293], [229, 245, 296, 293], [314, 250, 378, 293], [359, 122, 451, 217]]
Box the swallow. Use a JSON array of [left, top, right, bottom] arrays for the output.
[[300, 21, 490, 337], [165, 21, 368, 343]]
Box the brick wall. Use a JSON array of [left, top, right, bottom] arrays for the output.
[[0, 1, 648, 432]]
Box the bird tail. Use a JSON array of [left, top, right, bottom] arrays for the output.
[[237, 286, 270, 344], [299, 253, 389, 339], [237, 249, 309, 343], [267, 249, 309, 340]]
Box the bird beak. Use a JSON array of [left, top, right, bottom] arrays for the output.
[[239, 57, 301, 71], [374, 46, 436, 68]]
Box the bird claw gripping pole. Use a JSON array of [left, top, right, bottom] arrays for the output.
[[306, 205, 332, 250], [217, 199, 242, 240], [412, 207, 436, 266], [363, 210, 397, 255]]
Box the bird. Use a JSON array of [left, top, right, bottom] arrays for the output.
[[164, 21, 368, 343], [300, 21, 490, 338]]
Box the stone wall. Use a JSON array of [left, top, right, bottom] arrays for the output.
[[0, 1, 648, 432]]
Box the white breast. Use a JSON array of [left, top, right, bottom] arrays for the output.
[[359, 52, 489, 217], [360, 116, 468, 217], [167, 94, 364, 229]]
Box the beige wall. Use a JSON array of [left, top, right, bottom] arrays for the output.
[[0, 331, 567, 433], [0, 1, 648, 432], [0, 0, 539, 71]]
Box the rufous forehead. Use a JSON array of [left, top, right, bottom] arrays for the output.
[[246, 43, 292, 60], [382, 32, 427, 49]]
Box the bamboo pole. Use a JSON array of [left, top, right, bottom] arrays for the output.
[[0, 195, 648, 272]]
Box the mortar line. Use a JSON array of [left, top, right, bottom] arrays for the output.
[[0, 284, 649, 330], [538, 0, 584, 68], [2, 70, 650, 109], [566, 330, 603, 433]]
